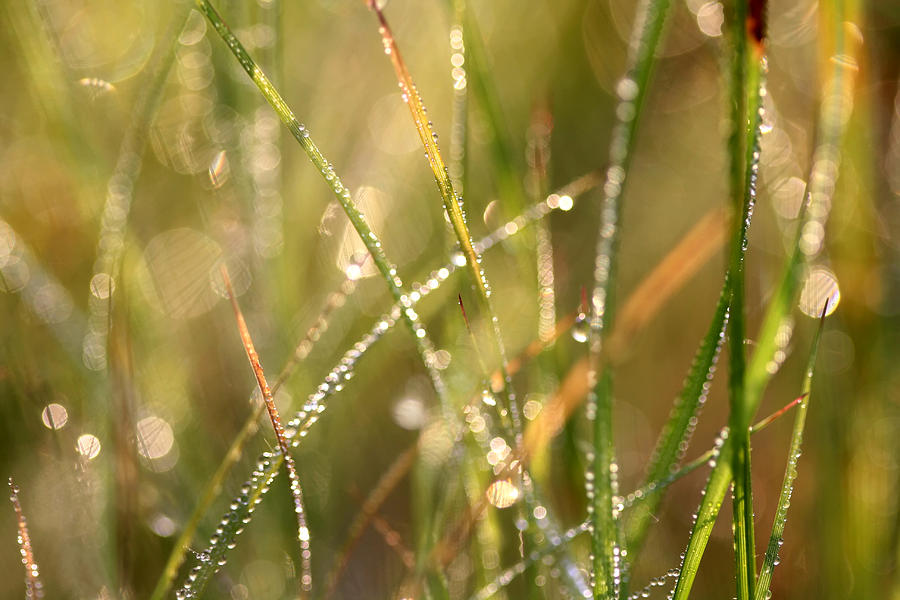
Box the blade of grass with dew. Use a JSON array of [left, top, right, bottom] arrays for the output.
[[150, 272, 361, 600], [624, 217, 729, 557], [195, 0, 450, 414], [754, 306, 828, 600], [220, 265, 312, 596], [366, 1, 521, 436], [624, 396, 806, 512], [8, 478, 44, 600], [470, 520, 591, 600], [671, 4, 860, 597], [724, 1, 767, 596], [174, 450, 281, 600], [625, 299, 729, 542], [587, 0, 672, 596]]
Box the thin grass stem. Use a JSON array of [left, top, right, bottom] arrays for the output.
[[220, 265, 312, 596], [150, 273, 360, 600], [724, 2, 767, 596], [754, 306, 828, 599], [586, 0, 673, 595]]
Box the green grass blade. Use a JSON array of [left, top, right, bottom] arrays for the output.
[[587, 0, 672, 596], [174, 450, 281, 600], [754, 308, 828, 600], [724, 2, 766, 596], [625, 398, 805, 513], [194, 1, 444, 391], [625, 286, 729, 553], [197, 0, 461, 439], [671, 3, 859, 596]]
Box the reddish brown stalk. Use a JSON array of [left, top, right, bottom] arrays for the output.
[[8, 478, 43, 600], [750, 394, 807, 434], [219, 264, 312, 597]]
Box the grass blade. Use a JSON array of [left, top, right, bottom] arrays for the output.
[[754, 306, 828, 600], [195, 0, 447, 411], [219, 265, 312, 596], [366, 2, 520, 435], [625, 396, 805, 512], [586, 0, 673, 596], [174, 451, 281, 600], [671, 3, 860, 597], [8, 478, 44, 600], [724, 2, 767, 596], [624, 215, 729, 556], [150, 273, 359, 600]]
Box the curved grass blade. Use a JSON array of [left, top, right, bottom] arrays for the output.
[[8, 478, 44, 600], [469, 520, 591, 600], [624, 396, 804, 512], [623, 207, 729, 556], [366, 1, 522, 438], [671, 4, 861, 597], [219, 265, 312, 596], [754, 306, 828, 600], [586, 0, 673, 595], [174, 451, 281, 600], [625, 279, 729, 554]]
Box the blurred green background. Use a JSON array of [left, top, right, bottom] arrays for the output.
[[1, 0, 897, 598]]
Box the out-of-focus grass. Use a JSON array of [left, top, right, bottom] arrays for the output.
[[0, 1, 897, 599]]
